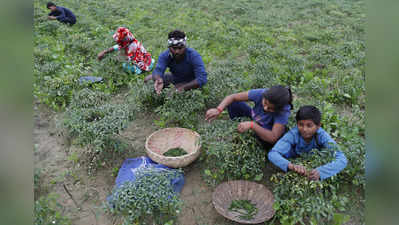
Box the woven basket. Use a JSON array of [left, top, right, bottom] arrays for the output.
[[212, 180, 275, 224], [145, 127, 201, 168]]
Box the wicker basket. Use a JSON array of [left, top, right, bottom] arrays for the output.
[[145, 127, 201, 168], [212, 180, 275, 224]]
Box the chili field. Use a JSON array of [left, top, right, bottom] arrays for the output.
[[34, 0, 365, 224]]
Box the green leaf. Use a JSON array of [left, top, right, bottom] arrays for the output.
[[343, 93, 351, 99], [304, 71, 314, 82], [254, 173, 263, 181], [273, 202, 280, 210], [332, 213, 350, 225], [310, 216, 317, 225]]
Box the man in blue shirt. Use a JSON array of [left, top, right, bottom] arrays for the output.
[[47, 2, 76, 26], [144, 30, 207, 94], [268, 105, 347, 180]]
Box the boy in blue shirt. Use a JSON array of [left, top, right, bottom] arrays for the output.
[[268, 105, 347, 180], [47, 2, 76, 26], [144, 30, 207, 93]]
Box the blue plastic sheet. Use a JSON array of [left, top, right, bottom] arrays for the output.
[[107, 157, 185, 204]]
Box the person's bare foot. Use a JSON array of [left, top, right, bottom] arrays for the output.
[[144, 74, 153, 83]]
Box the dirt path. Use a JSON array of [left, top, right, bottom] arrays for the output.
[[34, 104, 115, 225]]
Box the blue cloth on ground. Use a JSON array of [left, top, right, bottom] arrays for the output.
[[78, 76, 103, 84], [107, 157, 185, 204], [114, 156, 184, 191]]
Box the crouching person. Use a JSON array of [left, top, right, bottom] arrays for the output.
[[47, 2, 76, 26], [97, 27, 154, 75], [144, 30, 207, 93], [205, 85, 293, 149], [268, 105, 347, 181]]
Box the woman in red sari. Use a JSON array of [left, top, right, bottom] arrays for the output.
[[97, 27, 154, 74]]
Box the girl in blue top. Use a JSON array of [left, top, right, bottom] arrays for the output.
[[205, 85, 293, 146]]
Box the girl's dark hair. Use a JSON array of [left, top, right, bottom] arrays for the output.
[[168, 30, 186, 39], [262, 85, 293, 112], [47, 2, 56, 8], [295, 105, 321, 125]]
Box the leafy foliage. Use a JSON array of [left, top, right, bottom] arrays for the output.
[[128, 83, 206, 129], [106, 168, 183, 224], [199, 120, 265, 186], [60, 89, 131, 172], [128, 81, 165, 112], [155, 88, 206, 129], [34, 0, 152, 111], [203, 60, 252, 108], [269, 150, 349, 225], [35, 194, 71, 225], [68, 87, 110, 108]]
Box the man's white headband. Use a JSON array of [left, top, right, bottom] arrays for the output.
[[168, 37, 187, 47]]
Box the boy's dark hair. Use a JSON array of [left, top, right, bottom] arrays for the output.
[[262, 85, 293, 112], [168, 30, 186, 39], [47, 2, 56, 8], [296, 105, 321, 125]]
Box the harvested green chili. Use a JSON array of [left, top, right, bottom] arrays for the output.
[[228, 199, 258, 220], [163, 148, 187, 157]]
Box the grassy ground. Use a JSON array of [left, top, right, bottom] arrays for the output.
[[34, 0, 365, 224]]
